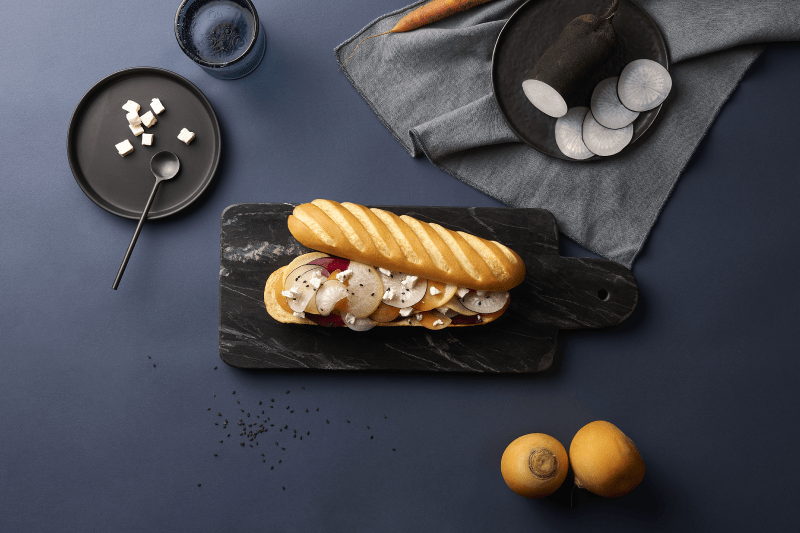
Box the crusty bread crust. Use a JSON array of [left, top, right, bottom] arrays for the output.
[[287, 200, 525, 291], [264, 265, 508, 328]]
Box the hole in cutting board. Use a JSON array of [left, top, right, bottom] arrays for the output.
[[597, 289, 609, 301]]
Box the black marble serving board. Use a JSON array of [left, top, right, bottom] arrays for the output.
[[219, 204, 638, 372]]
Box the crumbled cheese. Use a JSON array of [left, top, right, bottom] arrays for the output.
[[129, 123, 144, 136], [122, 100, 140, 113], [399, 307, 414, 317], [293, 311, 305, 319], [415, 313, 423, 321], [115, 139, 134, 156], [140, 111, 157, 128], [429, 286, 441, 296], [178, 128, 195, 144], [141, 133, 153, 146], [280, 290, 295, 299], [477, 315, 482, 322], [336, 269, 353, 283], [150, 98, 165, 114], [378, 267, 392, 277], [126, 112, 142, 126], [309, 270, 324, 289], [383, 287, 394, 300], [456, 287, 470, 298], [344, 313, 356, 325], [476, 290, 486, 297], [436, 306, 449, 314], [401, 275, 418, 290], [432, 319, 444, 327]]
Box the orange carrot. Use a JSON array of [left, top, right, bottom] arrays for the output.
[[342, 0, 497, 67]]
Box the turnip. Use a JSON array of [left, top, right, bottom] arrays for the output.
[[522, 0, 619, 118], [501, 433, 569, 498]]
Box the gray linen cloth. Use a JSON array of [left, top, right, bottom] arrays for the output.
[[335, 0, 800, 267]]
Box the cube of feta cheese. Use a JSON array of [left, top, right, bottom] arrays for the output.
[[335, 269, 353, 283], [177, 128, 195, 144], [140, 111, 157, 128], [129, 123, 144, 136], [293, 311, 305, 319], [115, 139, 134, 156], [378, 268, 392, 277], [150, 98, 165, 114], [122, 100, 140, 113], [399, 307, 414, 317], [401, 275, 418, 290], [456, 287, 470, 298], [141, 133, 153, 146], [429, 286, 441, 296], [432, 319, 444, 327], [126, 112, 141, 126]]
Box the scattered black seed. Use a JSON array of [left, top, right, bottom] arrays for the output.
[[281, 447, 285, 450], [299, 436, 302, 440], [237, 400, 240, 404], [262, 459, 265, 462], [214, 454, 217, 457], [241, 409, 244, 413], [286, 391, 290, 394], [279, 460, 282, 463], [215, 423, 218, 426], [147, 356, 151, 359], [219, 440, 223, 443], [286, 406, 289, 410], [247, 413, 250, 417], [307, 431, 309, 435], [261, 453, 265, 456], [282, 486, 285, 490], [198, 484, 201, 487], [153, 364, 156, 367], [326, 419, 329, 424], [213, 394, 215, 397], [269, 406, 273, 408], [392, 448, 396, 451], [290, 410, 294, 413], [347, 420, 350, 423], [367, 426, 370, 429], [207, 408, 211, 411], [305, 409, 308, 412], [262, 410, 265, 414], [384, 415, 387, 419], [316, 408, 319, 411], [259, 401, 262, 405], [271, 398, 274, 402], [214, 366, 217, 370], [232, 391, 235, 394], [271, 466, 274, 470], [371, 293, 375, 297], [227, 434, 230, 437], [218, 412, 221, 416], [249, 444, 253, 447], [370, 436, 373, 439], [240, 443, 244, 447], [275, 442, 278, 445], [293, 429, 297, 433]]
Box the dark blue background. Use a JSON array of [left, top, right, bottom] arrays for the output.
[[2, 1, 799, 531]]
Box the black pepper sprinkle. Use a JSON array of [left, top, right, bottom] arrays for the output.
[[207, 408, 210, 411], [290, 410, 294, 413], [370, 436, 373, 439], [218, 412, 221, 416], [147, 356, 151, 359], [262, 459, 265, 463], [271, 466, 274, 470], [214, 366, 217, 370], [279, 460, 282, 463], [247, 413, 250, 417], [286, 391, 290, 394], [261, 453, 265, 457], [240, 443, 244, 447], [282, 486, 285, 490], [232, 391, 236, 394], [214, 454, 217, 457], [259, 401, 262, 405], [271, 398, 274, 402], [227, 434, 230, 437], [299, 436, 302, 440], [236, 400, 240, 404], [215, 423, 218, 426], [367, 426, 370, 429], [153, 364, 156, 367], [275, 442, 278, 445], [307, 431, 309, 435], [392, 448, 396, 451], [293, 435, 296, 439], [305, 409, 308, 412], [326, 419, 329, 424], [384, 415, 387, 419], [347, 420, 350, 423], [213, 394, 215, 397], [219, 440, 223, 443], [198, 484, 201, 487]]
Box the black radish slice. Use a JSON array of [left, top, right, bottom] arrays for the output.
[[343, 314, 376, 332], [522, 0, 619, 118], [582, 111, 632, 157], [617, 59, 672, 112], [379, 269, 427, 308], [284, 265, 325, 314], [459, 290, 510, 314], [445, 297, 478, 317], [591, 77, 639, 129], [315, 280, 349, 317], [342, 262, 383, 318], [554, 106, 594, 160]]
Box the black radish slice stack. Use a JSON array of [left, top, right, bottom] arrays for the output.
[[582, 111, 632, 156], [555, 107, 595, 160], [522, 0, 619, 118], [590, 77, 639, 129], [617, 59, 673, 112]]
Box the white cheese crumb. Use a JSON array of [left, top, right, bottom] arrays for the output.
[[115, 139, 134, 156], [429, 286, 441, 296], [309, 270, 324, 289], [401, 275, 418, 290], [477, 315, 482, 322], [344, 313, 356, 325], [141, 133, 153, 146], [336, 269, 353, 283], [436, 306, 449, 315], [178, 128, 195, 144], [122, 100, 140, 113], [129, 123, 144, 136], [126, 112, 141, 126], [476, 290, 486, 297], [140, 111, 157, 128], [399, 307, 414, 317], [288, 286, 298, 295], [293, 311, 305, 319], [432, 319, 444, 327], [415, 313, 423, 321], [383, 287, 394, 300], [378, 267, 392, 277], [280, 290, 295, 299], [456, 287, 470, 298], [150, 98, 165, 114]]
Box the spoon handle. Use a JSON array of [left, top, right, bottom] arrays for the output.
[[112, 179, 162, 290]]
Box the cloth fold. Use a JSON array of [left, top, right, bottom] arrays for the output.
[[335, 0, 800, 267]]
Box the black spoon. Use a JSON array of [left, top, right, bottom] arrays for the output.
[[112, 151, 181, 290]]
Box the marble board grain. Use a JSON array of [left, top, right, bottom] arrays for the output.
[[219, 204, 638, 372]]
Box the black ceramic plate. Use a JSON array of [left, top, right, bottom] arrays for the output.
[[492, 0, 668, 161], [67, 67, 221, 219]]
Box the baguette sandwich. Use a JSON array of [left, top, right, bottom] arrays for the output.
[[264, 200, 526, 331]]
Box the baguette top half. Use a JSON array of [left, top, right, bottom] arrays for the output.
[[287, 200, 526, 291]]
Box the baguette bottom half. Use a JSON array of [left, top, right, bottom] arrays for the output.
[[264, 266, 507, 328]]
